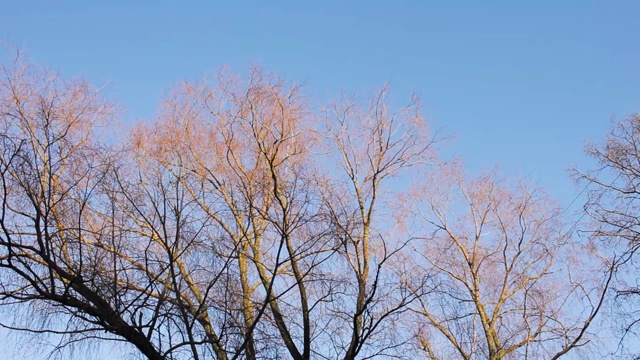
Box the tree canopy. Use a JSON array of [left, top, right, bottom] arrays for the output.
[[0, 56, 617, 359]]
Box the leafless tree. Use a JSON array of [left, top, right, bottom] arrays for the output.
[[131, 69, 332, 359], [0, 53, 613, 360], [319, 87, 438, 359], [0, 55, 171, 358], [578, 114, 640, 355], [407, 164, 611, 360]]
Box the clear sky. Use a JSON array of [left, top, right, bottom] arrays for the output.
[[1, 1, 638, 205], [0, 2, 638, 358]]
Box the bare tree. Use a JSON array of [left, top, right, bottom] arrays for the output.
[[0, 56, 170, 358], [0, 56, 440, 358], [131, 69, 331, 359], [320, 87, 438, 359], [408, 164, 611, 360], [578, 114, 640, 354], [0, 53, 613, 360]]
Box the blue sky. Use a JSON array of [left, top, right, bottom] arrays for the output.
[[2, 0, 638, 207], [0, 2, 638, 358]]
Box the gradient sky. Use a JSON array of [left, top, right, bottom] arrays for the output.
[[1, 2, 639, 358], [2, 1, 638, 206]]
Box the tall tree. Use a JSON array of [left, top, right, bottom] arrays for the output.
[[0, 57, 435, 359], [320, 87, 437, 359], [0, 54, 612, 360], [578, 114, 640, 354], [0, 56, 169, 358], [408, 164, 611, 360]]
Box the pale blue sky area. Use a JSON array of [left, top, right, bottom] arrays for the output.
[[1, 1, 638, 208], [0, 2, 638, 358]]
